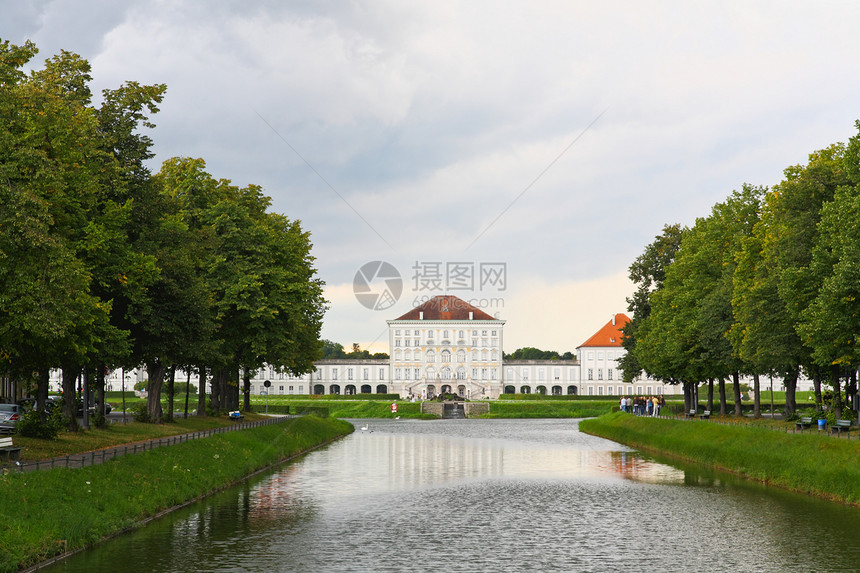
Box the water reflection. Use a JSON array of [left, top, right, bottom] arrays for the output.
[[44, 419, 860, 573]]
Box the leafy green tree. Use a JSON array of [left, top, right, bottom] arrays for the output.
[[618, 224, 683, 383]]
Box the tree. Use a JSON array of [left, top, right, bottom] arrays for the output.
[[618, 224, 683, 383]]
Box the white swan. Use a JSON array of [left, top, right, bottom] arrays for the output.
[[360, 423, 369, 431]]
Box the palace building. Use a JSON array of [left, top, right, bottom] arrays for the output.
[[241, 294, 681, 398], [44, 295, 683, 398]]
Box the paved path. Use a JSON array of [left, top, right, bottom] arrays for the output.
[[3, 415, 293, 473]]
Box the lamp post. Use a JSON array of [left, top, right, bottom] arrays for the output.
[[263, 380, 271, 414]]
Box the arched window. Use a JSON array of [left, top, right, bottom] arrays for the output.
[[441, 350, 451, 363], [404, 349, 412, 361], [426, 350, 435, 363], [441, 367, 452, 380], [457, 349, 466, 363], [426, 366, 436, 379], [394, 349, 402, 360], [457, 367, 466, 380]]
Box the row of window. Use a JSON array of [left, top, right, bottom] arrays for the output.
[[393, 349, 500, 362], [394, 329, 498, 338], [394, 338, 498, 347], [583, 350, 625, 361], [587, 368, 613, 380], [394, 367, 498, 381]]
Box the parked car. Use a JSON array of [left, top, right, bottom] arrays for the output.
[[0, 403, 24, 434], [76, 400, 112, 416]]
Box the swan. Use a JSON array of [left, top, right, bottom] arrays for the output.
[[360, 423, 369, 431]]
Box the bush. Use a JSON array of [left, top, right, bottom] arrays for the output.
[[131, 402, 150, 423], [15, 408, 65, 439]]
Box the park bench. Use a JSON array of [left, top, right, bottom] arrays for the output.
[[795, 417, 813, 430], [0, 436, 22, 461], [685, 409, 696, 418], [699, 410, 711, 420], [228, 410, 244, 421], [830, 419, 852, 436]]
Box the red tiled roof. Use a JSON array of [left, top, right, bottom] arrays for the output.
[[393, 295, 497, 321], [578, 313, 630, 348]]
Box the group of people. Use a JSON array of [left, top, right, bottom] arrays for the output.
[[620, 395, 665, 417]]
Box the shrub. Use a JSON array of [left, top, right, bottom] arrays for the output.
[[131, 402, 150, 423], [15, 408, 65, 439]]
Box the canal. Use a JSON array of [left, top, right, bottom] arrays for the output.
[[43, 419, 860, 572]]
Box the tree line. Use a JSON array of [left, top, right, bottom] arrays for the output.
[[0, 40, 327, 428], [619, 122, 860, 417]]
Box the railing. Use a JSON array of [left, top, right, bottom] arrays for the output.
[[3, 415, 293, 474]]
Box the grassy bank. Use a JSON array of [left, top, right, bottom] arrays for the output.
[[580, 412, 860, 504], [14, 414, 270, 460], [0, 415, 352, 573], [476, 400, 615, 418]]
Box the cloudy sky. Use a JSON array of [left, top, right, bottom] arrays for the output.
[[4, 0, 860, 353]]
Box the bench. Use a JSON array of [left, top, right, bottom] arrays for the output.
[[0, 437, 23, 461], [228, 410, 244, 421], [830, 419, 852, 436], [699, 410, 711, 420], [685, 409, 696, 418], [795, 416, 813, 430]]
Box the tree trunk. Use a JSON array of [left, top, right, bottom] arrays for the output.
[[211, 367, 224, 413], [96, 364, 107, 425], [184, 370, 191, 419], [165, 366, 176, 422], [242, 372, 251, 412], [683, 381, 693, 412], [62, 365, 79, 431], [831, 364, 843, 419], [707, 379, 714, 412], [718, 378, 727, 416], [732, 371, 742, 416], [813, 371, 822, 410], [783, 368, 798, 415], [226, 366, 240, 411], [146, 361, 166, 423], [37, 367, 50, 422], [82, 367, 91, 429], [753, 373, 761, 419], [197, 365, 207, 416]]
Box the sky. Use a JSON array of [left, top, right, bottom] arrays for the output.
[[3, 0, 860, 354]]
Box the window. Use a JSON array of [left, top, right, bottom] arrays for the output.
[[538, 369, 545, 381], [427, 350, 436, 362], [522, 369, 529, 381], [597, 352, 604, 360], [404, 339, 410, 347], [395, 330, 401, 336], [588, 352, 594, 360], [441, 350, 451, 363], [363, 369, 369, 380], [395, 339, 401, 347], [598, 386, 604, 395], [491, 330, 497, 336], [597, 369, 603, 380], [332, 368, 338, 380], [554, 368, 560, 381], [405, 368, 410, 379], [414, 330, 420, 336], [608, 368, 613, 380], [394, 368, 401, 380], [457, 350, 466, 362], [299, 385, 303, 393], [289, 385, 294, 391], [379, 369, 385, 380], [348, 368, 353, 380], [588, 368, 593, 381], [481, 368, 488, 380]]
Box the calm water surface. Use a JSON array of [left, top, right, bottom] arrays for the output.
[[44, 419, 860, 572]]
